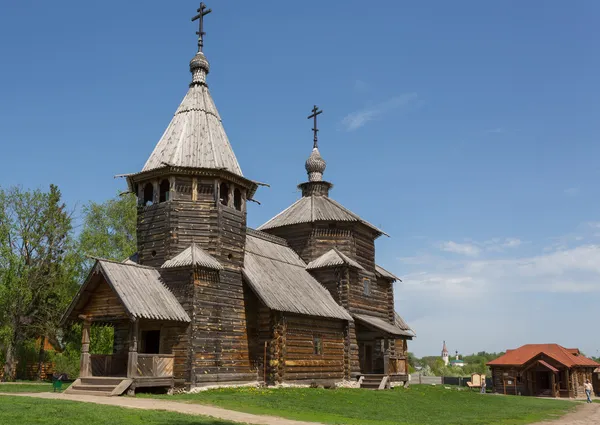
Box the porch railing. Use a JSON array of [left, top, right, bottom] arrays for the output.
[[136, 354, 174, 378], [90, 354, 127, 377]]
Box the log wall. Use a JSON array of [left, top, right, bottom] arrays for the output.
[[282, 314, 346, 383], [82, 279, 128, 320]]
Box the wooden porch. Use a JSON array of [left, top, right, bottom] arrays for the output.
[[61, 259, 192, 396], [67, 318, 176, 396]]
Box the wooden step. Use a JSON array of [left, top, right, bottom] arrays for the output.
[[64, 389, 113, 397], [79, 377, 125, 386], [73, 384, 116, 392], [65, 378, 133, 397]]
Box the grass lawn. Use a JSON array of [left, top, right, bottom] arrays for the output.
[[0, 382, 56, 393], [142, 385, 576, 425], [0, 395, 238, 425]]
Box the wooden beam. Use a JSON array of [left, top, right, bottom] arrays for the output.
[[127, 319, 139, 378]]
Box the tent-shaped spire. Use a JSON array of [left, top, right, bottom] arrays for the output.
[[141, 14, 243, 176]]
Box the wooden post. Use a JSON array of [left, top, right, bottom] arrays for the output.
[[383, 338, 390, 375], [263, 341, 267, 384], [127, 319, 139, 378], [192, 178, 198, 201], [80, 318, 92, 377], [565, 368, 570, 398]]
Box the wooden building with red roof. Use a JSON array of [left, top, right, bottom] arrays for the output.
[[487, 344, 599, 398]]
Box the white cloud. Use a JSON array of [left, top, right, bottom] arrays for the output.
[[395, 234, 600, 357], [438, 241, 481, 257], [341, 93, 418, 131]]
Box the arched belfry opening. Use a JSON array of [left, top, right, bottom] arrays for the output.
[[220, 182, 229, 206], [143, 183, 154, 206], [234, 188, 242, 211], [159, 179, 170, 203]]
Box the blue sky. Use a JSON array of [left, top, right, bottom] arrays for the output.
[[1, 1, 599, 357]]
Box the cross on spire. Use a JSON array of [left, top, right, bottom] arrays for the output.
[[192, 2, 212, 52], [307, 105, 323, 149]]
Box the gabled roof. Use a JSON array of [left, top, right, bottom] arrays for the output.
[[258, 195, 387, 236], [243, 229, 352, 321], [141, 81, 243, 176], [395, 312, 416, 337], [306, 248, 364, 271], [63, 259, 190, 323], [487, 344, 600, 368], [376, 265, 401, 282], [354, 314, 414, 338], [162, 243, 223, 270]]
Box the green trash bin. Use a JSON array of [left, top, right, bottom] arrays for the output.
[[52, 377, 63, 392]]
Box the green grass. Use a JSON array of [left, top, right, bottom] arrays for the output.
[[0, 395, 238, 425], [142, 385, 576, 425], [0, 382, 56, 393]]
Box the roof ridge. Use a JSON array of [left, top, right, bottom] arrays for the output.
[[90, 256, 157, 270], [257, 198, 304, 230], [246, 228, 289, 246], [323, 196, 388, 236]]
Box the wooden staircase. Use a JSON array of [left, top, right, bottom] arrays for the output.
[[65, 377, 132, 397], [360, 374, 390, 390]]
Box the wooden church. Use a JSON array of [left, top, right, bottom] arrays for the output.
[[62, 4, 415, 395]]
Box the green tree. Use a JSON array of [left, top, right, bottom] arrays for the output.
[[0, 185, 79, 380], [78, 193, 137, 265]]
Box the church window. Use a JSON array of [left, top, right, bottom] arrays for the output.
[[363, 278, 371, 296], [143, 183, 154, 206], [159, 179, 170, 202], [219, 183, 229, 206], [313, 335, 323, 355], [234, 188, 242, 211]]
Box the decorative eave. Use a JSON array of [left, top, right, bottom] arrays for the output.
[[121, 165, 263, 200]]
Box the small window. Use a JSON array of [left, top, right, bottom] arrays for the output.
[[159, 179, 170, 202], [363, 278, 371, 296], [143, 183, 154, 206], [219, 182, 229, 206], [313, 335, 323, 355], [234, 188, 242, 211]]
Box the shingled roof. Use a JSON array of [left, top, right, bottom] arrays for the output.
[[63, 259, 190, 323], [306, 248, 364, 271], [354, 314, 414, 338], [162, 243, 223, 270], [395, 312, 416, 337], [258, 195, 387, 236], [376, 265, 401, 282], [487, 344, 600, 368], [141, 49, 243, 176], [243, 229, 352, 321]]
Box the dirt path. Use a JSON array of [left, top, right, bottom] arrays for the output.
[[530, 402, 600, 425], [0, 392, 323, 425]]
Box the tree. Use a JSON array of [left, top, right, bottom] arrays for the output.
[[0, 185, 79, 380], [78, 193, 137, 266]]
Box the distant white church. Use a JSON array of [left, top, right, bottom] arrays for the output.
[[441, 341, 466, 367]]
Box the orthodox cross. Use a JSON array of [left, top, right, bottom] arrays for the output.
[[307, 105, 323, 149], [192, 2, 212, 52]]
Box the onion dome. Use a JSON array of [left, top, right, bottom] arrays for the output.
[[190, 51, 210, 86], [305, 148, 327, 182]]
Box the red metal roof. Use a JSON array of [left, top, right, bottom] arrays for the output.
[[537, 360, 559, 373], [487, 344, 600, 368]]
